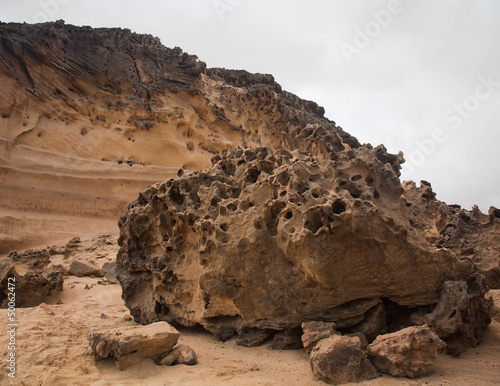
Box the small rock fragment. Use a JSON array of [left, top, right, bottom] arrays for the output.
[[69, 260, 104, 277], [367, 326, 446, 378], [301, 321, 338, 354], [159, 344, 197, 366], [101, 262, 119, 284], [87, 321, 180, 370]]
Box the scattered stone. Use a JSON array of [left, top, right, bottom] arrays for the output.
[[367, 326, 446, 378], [100, 313, 108, 319], [68, 236, 81, 245], [101, 262, 119, 284], [301, 321, 339, 354], [87, 321, 180, 370], [69, 260, 103, 277], [56, 299, 63, 305], [159, 344, 197, 366], [309, 334, 377, 384]]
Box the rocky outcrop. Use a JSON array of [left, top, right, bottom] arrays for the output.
[[87, 321, 180, 370], [0, 21, 360, 251], [117, 146, 475, 342], [410, 273, 492, 356], [367, 326, 446, 378], [403, 181, 500, 289], [309, 334, 377, 384], [0, 257, 64, 307]]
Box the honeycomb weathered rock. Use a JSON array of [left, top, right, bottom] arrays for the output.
[[117, 146, 474, 341]]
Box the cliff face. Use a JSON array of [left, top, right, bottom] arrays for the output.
[[0, 21, 362, 250]]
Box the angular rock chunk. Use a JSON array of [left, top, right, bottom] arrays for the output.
[[309, 334, 377, 384], [301, 321, 339, 354], [159, 344, 197, 366], [87, 321, 180, 370], [101, 262, 119, 284], [70, 259, 103, 277], [367, 326, 446, 378]]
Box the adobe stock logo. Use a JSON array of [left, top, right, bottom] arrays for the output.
[[404, 73, 500, 176], [32, 0, 71, 23], [213, 0, 245, 21], [340, 0, 412, 63]]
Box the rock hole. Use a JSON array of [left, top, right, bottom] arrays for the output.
[[227, 203, 238, 211], [254, 221, 262, 230], [211, 196, 220, 207], [374, 190, 380, 199], [220, 223, 229, 232], [80, 128, 88, 135], [169, 185, 184, 206], [280, 191, 287, 197], [246, 168, 261, 184], [277, 171, 290, 186], [284, 211, 293, 220], [332, 200, 346, 215], [351, 175, 362, 182], [166, 246, 173, 252], [365, 177, 374, 185]]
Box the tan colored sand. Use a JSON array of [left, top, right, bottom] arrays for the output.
[[0, 236, 499, 386]]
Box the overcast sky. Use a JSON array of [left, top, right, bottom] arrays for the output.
[[2, 0, 499, 211]]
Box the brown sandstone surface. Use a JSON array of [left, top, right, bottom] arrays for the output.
[[0, 236, 498, 385], [0, 20, 357, 251]]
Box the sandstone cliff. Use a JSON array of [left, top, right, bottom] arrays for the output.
[[0, 20, 360, 251]]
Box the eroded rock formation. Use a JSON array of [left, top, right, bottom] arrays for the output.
[[117, 146, 480, 345], [403, 181, 500, 289], [0, 21, 359, 250]]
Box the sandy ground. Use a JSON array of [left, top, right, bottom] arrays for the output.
[[1, 237, 499, 385]]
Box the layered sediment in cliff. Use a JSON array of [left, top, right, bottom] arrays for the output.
[[0, 21, 359, 250]]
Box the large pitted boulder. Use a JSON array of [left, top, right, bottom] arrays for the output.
[[87, 321, 180, 370], [367, 326, 446, 378], [309, 334, 377, 384], [117, 146, 479, 342]]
